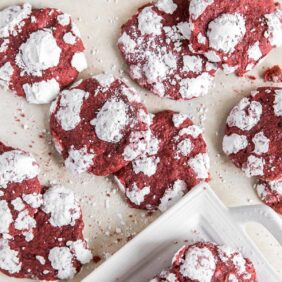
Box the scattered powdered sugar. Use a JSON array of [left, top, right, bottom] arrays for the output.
[[223, 134, 248, 155], [55, 89, 89, 131], [126, 183, 150, 205], [0, 150, 39, 188], [179, 125, 203, 139], [264, 9, 282, 47], [0, 3, 31, 37], [204, 50, 221, 63], [158, 180, 187, 212], [23, 78, 60, 104], [227, 98, 262, 131], [189, 0, 214, 20], [71, 52, 87, 72], [269, 180, 282, 195], [132, 156, 160, 177], [91, 98, 130, 143], [248, 42, 262, 61], [242, 155, 264, 177], [274, 90, 282, 116], [118, 32, 137, 53], [177, 139, 193, 157], [188, 153, 210, 179], [14, 209, 36, 232], [232, 253, 247, 275], [252, 132, 270, 155], [172, 113, 188, 128], [179, 73, 214, 99], [93, 74, 115, 88], [11, 197, 25, 211], [180, 246, 216, 282], [36, 256, 46, 265], [183, 55, 203, 74], [65, 146, 94, 175], [63, 32, 76, 45], [0, 239, 21, 274], [67, 240, 92, 264], [207, 13, 246, 54], [16, 29, 61, 77], [0, 62, 14, 88], [42, 185, 81, 227], [48, 247, 76, 280], [0, 200, 13, 233], [138, 7, 163, 35], [156, 0, 177, 14], [258, 180, 282, 199]]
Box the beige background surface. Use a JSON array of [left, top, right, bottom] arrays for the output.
[[0, 0, 281, 281]]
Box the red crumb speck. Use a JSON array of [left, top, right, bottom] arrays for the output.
[[264, 65, 282, 82], [247, 75, 256, 80], [146, 211, 154, 217], [93, 256, 102, 264]]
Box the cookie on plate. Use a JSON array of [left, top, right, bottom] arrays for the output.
[[150, 241, 257, 282], [256, 180, 282, 214], [0, 3, 87, 104], [50, 74, 151, 176], [114, 110, 210, 211], [223, 87, 282, 181], [188, 0, 282, 76], [118, 0, 218, 100]]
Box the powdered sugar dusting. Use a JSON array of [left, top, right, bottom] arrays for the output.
[[188, 153, 210, 179], [252, 132, 270, 155], [0, 200, 13, 233], [67, 240, 93, 264], [189, 0, 214, 20], [223, 134, 248, 155], [264, 9, 282, 47], [71, 52, 87, 72], [132, 156, 160, 177], [138, 7, 162, 35], [243, 155, 264, 177], [156, 0, 177, 14], [126, 183, 150, 205], [274, 90, 282, 116]]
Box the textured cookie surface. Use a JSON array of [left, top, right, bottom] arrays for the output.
[[0, 142, 92, 280], [114, 110, 210, 211], [0, 3, 87, 104], [223, 87, 282, 181], [150, 241, 257, 282], [50, 74, 151, 176], [256, 180, 282, 214], [118, 0, 217, 100], [188, 0, 282, 76]]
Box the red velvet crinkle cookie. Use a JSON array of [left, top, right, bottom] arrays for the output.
[[223, 87, 282, 181], [50, 74, 151, 176], [0, 143, 92, 280], [114, 110, 210, 211], [256, 180, 282, 214], [117, 0, 218, 100], [0, 3, 87, 104], [188, 0, 282, 76], [150, 242, 257, 282]]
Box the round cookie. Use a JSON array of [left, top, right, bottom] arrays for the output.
[[118, 0, 218, 100], [0, 3, 87, 104], [223, 87, 282, 181], [151, 242, 257, 282], [0, 184, 92, 281], [114, 110, 210, 211], [188, 0, 282, 76], [50, 74, 151, 176], [256, 180, 282, 214]]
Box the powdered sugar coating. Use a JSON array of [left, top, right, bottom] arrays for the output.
[[252, 132, 270, 155], [118, 0, 217, 100], [0, 4, 86, 104], [264, 9, 282, 47], [242, 155, 264, 177], [50, 76, 150, 176], [189, 0, 214, 20], [115, 111, 210, 210], [274, 90, 282, 117], [42, 185, 81, 227], [223, 134, 248, 155]]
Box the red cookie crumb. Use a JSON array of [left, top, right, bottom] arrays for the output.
[[188, 0, 281, 76], [150, 242, 257, 282], [118, 0, 218, 100], [223, 87, 282, 181], [256, 180, 282, 214], [50, 74, 151, 176], [264, 65, 282, 82], [0, 3, 87, 104], [114, 110, 210, 211]]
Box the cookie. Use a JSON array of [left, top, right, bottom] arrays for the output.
[[223, 87, 282, 181], [118, 0, 217, 100], [256, 180, 282, 214], [0, 3, 87, 104], [151, 242, 257, 282], [188, 0, 282, 76], [50, 74, 151, 176], [114, 110, 210, 211]]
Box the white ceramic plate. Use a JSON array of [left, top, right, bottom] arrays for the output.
[[83, 183, 282, 282]]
